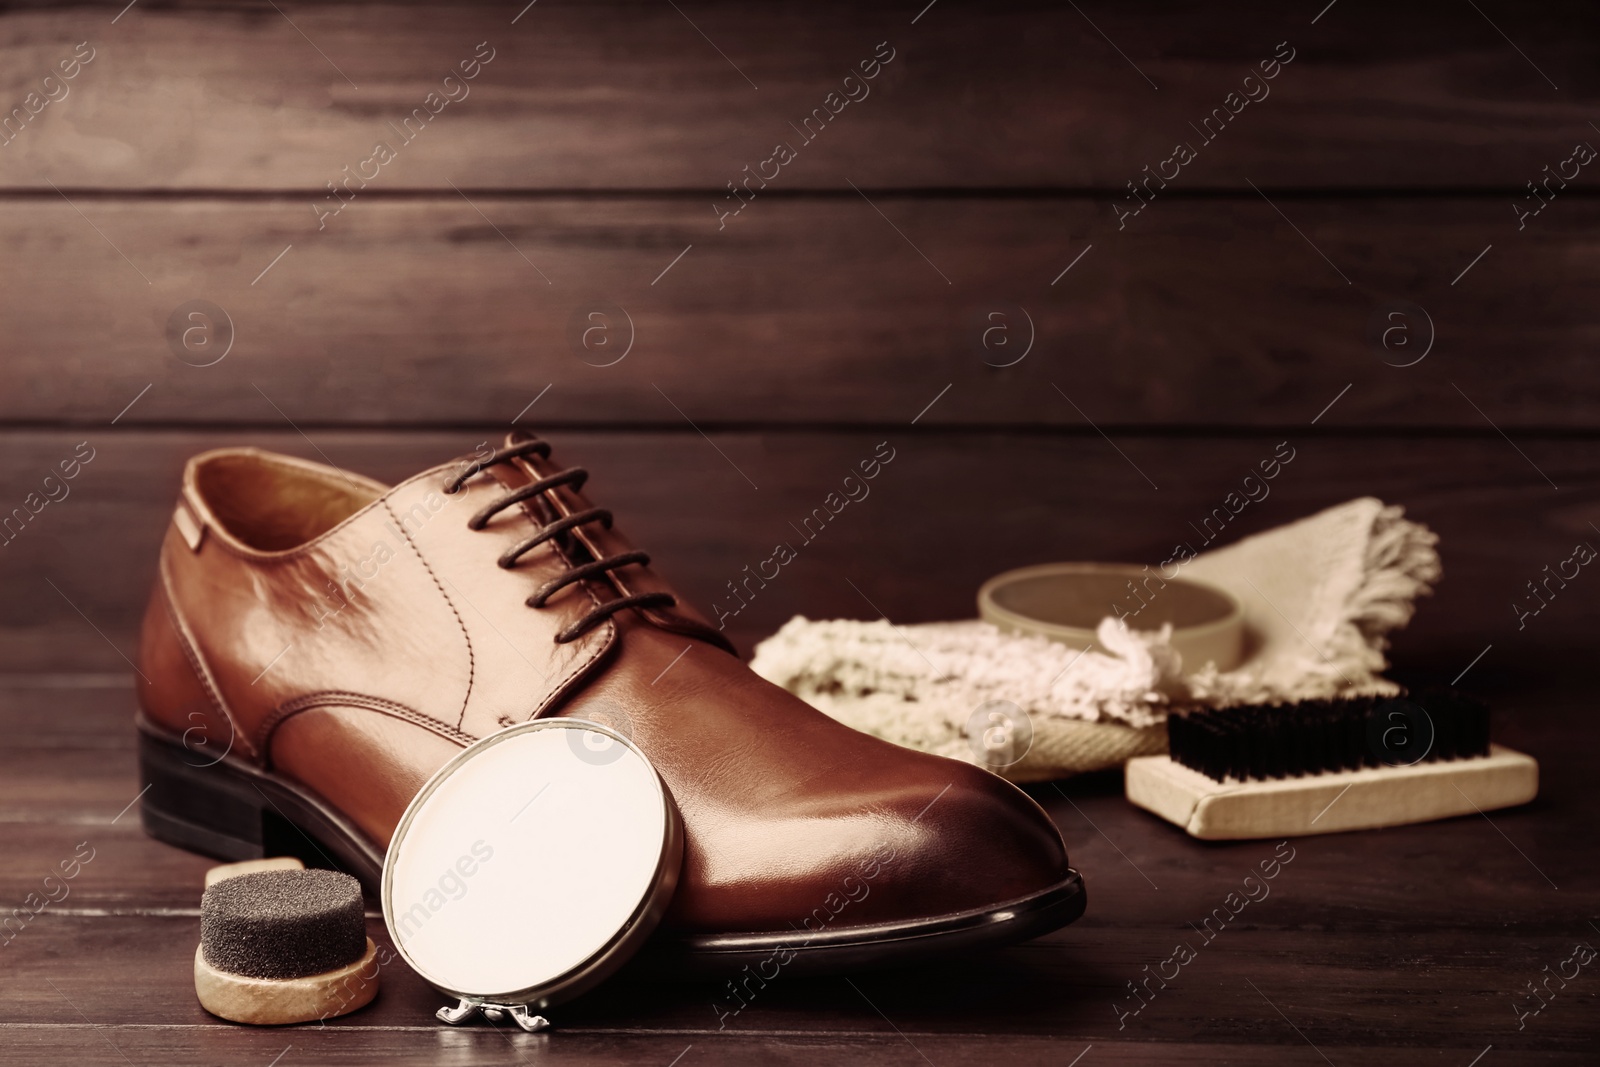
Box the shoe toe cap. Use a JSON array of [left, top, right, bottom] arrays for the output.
[[852, 760, 1072, 923], [669, 753, 1072, 933]]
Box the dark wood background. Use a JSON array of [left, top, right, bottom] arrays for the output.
[[1, 1, 1596, 1063]]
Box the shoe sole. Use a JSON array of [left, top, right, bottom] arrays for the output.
[[137, 717, 1085, 975]]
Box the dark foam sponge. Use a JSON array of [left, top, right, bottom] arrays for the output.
[[201, 869, 366, 980]]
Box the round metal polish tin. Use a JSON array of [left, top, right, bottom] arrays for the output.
[[381, 718, 682, 1016]]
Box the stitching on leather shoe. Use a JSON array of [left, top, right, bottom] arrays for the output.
[[381, 496, 476, 730], [256, 691, 476, 759], [157, 554, 259, 762]]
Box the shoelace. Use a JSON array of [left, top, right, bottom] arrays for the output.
[[442, 439, 677, 643]]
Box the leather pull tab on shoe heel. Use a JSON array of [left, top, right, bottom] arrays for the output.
[[173, 495, 207, 551]]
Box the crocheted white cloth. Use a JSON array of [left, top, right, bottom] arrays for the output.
[[750, 498, 1441, 778]]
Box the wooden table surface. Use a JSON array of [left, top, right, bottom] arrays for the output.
[[1, 665, 1592, 1066]]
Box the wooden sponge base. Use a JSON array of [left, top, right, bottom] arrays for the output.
[[195, 937, 379, 1025], [1125, 743, 1539, 840]]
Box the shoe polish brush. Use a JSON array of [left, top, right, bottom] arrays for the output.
[[194, 860, 380, 1025], [1125, 688, 1538, 840]]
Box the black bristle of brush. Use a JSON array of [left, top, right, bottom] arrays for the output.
[[1167, 687, 1492, 783]]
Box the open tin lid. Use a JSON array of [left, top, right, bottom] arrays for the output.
[[381, 718, 682, 1031]]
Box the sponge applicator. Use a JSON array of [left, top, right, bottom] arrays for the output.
[[195, 863, 379, 1025]]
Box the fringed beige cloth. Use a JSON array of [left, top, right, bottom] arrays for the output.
[[750, 498, 1442, 781]]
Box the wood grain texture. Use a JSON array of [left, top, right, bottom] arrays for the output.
[[0, 677, 1592, 1063], [0, 2, 1592, 1064], [1, 197, 1594, 429], [2, 685, 1591, 923], [1, 429, 1594, 673], [0, 0, 1594, 191]]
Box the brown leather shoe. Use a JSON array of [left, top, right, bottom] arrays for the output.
[[136, 435, 1083, 972]]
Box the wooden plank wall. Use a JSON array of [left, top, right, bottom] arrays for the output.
[[1, 0, 1596, 677]]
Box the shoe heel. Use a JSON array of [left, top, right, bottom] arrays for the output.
[[137, 726, 268, 863]]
